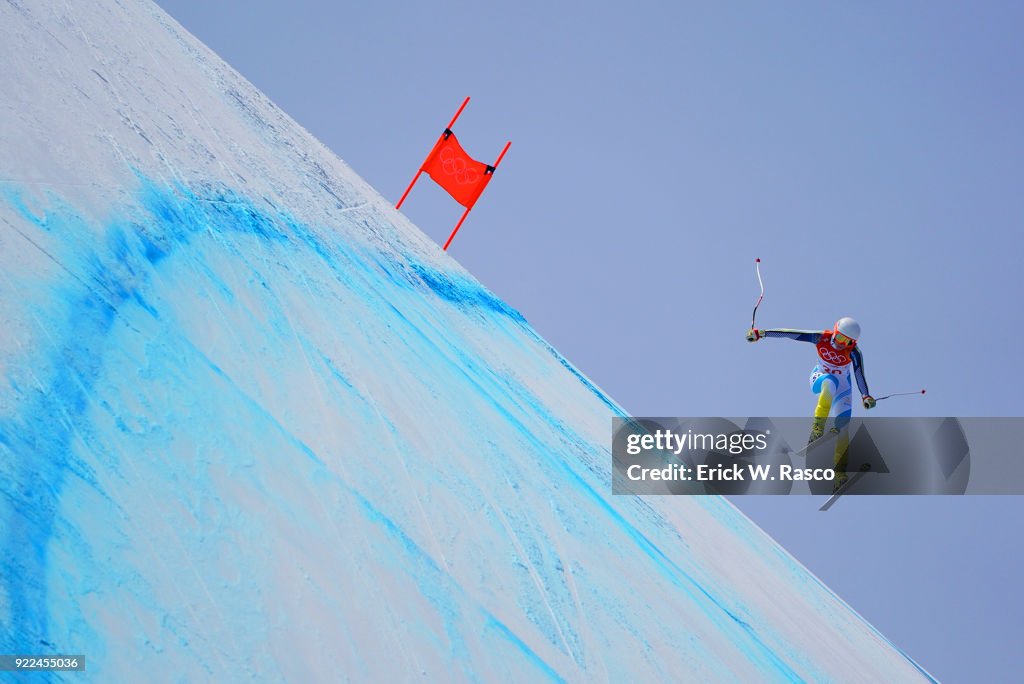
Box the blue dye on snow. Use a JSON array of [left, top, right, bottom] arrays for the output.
[[0, 174, 607, 664], [0, 174, 928, 681]]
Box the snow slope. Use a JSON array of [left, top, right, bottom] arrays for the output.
[[1, 1, 935, 681]]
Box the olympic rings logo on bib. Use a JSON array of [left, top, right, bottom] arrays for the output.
[[818, 347, 849, 365]]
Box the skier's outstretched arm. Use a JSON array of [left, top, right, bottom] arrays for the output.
[[746, 328, 821, 344], [851, 347, 876, 408]]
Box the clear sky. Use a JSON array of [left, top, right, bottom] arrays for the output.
[[155, 1, 1023, 679]]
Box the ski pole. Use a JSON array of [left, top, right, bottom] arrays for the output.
[[876, 389, 926, 401], [751, 258, 764, 330]]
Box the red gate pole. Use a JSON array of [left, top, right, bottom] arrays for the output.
[[394, 170, 422, 211], [396, 97, 471, 209], [490, 140, 512, 170], [443, 96, 471, 131], [442, 140, 511, 251], [443, 207, 473, 251]]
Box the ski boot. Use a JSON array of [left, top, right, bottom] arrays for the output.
[[808, 417, 827, 443]]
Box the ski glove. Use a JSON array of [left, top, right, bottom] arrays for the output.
[[862, 395, 876, 410], [746, 328, 762, 342]]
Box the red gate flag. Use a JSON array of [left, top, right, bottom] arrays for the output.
[[422, 131, 493, 209], [395, 97, 511, 250]]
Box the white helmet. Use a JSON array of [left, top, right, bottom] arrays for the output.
[[834, 317, 861, 341]]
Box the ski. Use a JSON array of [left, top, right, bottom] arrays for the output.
[[788, 428, 840, 458], [819, 463, 871, 511]]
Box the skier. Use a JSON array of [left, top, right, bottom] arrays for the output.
[[746, 317, 876, 490]]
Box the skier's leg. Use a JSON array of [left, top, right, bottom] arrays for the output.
[[809, 368, 837, 442], [832, 430, 850, 491], [815, 383, 832, 419], [829, 376, 854, 491]]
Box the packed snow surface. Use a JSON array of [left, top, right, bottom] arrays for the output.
[[0, 1, 934, 681]]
